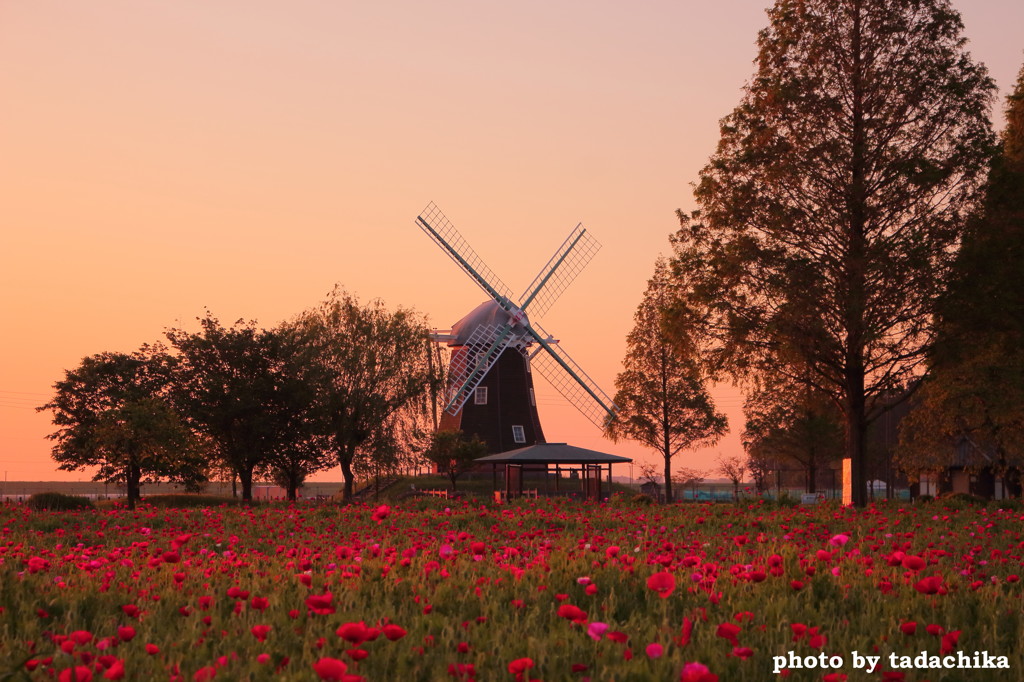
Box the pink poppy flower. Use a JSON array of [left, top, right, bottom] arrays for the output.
[[587, 622, 609, 641], [646, 643, 664, 659], [680, 661, 718, 682]]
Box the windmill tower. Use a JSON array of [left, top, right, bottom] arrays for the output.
[[416, 202, 617, 454]]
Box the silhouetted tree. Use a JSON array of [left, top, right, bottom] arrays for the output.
[[607, 259, 727, 503], [39, 345, 202, 509], [717, 454, 747, 502], [167, 315, 304, 501], [671, 0, 995, 506], [293, 287, 441, 501], [898, 62, 1024, 490]]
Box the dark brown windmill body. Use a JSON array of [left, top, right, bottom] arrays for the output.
[[416, 202, 617, 456], [438, 301, 545, 453]]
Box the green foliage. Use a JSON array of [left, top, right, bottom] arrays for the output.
[[26, 492, 94, 511]]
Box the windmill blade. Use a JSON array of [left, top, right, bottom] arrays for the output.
[[444, 322, 515, 414], [526, 324, 617, 429], [519, 224, 600, 317], [416, 202, 515, 304]]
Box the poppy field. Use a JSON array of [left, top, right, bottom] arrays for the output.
[[1, 496, 1022, 681]]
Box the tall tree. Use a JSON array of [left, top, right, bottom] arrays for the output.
[[293, 287, 440, 501], [898, 62, 1024, 490], [606, 258, 727, 503], [167, 315, 306, 501], [671, 0, 995, 506], [38, 346, 202, 509]]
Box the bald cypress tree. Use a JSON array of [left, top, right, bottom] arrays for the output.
[[671, 0, 995, 506]]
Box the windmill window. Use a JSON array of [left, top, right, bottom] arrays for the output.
[[512, 425, 526, 443], [474, 386, 488, 405], [529, 388, 535, 406]]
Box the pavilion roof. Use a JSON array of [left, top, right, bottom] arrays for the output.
[[474, 442, 632, 465]]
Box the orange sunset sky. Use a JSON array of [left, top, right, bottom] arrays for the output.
[[2, 1, 1023, 484]]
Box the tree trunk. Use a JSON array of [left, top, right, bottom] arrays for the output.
[[663, 454, 673, 504], [845, 0, 869, 509], [126, 461, 140, 511], [340, 455, 355, 501], [845, 386, 868, 507], [239, 468, 253, 502], [286, 482, 298, 502], [807, 456, 817, 495]]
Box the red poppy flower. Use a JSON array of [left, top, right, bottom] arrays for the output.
[[677, 617, 693, 647], [193, 666, 216, 681], [507, 658, 534, 674], [312, 658, 348, 681], [59, 667, 93, 682], [940, 630, 961, 655], [647, 571, 676, 599], [557, 604, 588, 623], [716, 622, 741, 646], [306, 593, 335, 615], [899, 622, 917, 636], [251, 625, 271, 642], [336, 622, 369, 645], [102, 660, 125, 681], [382, 624, 407, 641]]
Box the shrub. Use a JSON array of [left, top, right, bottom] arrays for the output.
[[26, 492, 94, 511], [142, 494, 246, 508]]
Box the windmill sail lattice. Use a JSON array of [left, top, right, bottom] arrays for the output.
[[416, 202, 617, 444]]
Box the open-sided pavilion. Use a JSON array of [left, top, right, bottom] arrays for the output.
[[475, 442, 632, 502]]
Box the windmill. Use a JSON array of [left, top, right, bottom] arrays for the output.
[[416, 202, 617, 454]]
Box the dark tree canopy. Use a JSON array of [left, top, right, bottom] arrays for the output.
[[38, 346, 201, 509], [671, 0, 996, 506], [292, 287, 441, 501], [606, 258, 727, 504], [166, 315, 311, 502], [898, 61, 1024, 484]]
